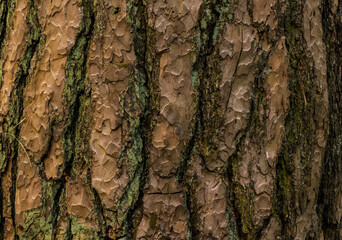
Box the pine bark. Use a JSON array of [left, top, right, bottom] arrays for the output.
[[0, 0, 339, 239]]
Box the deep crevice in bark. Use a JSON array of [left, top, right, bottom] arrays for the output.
[[52, 0, 95, 237], [318, 0, 342, 239], [0, 0, 9, 57], [176, 1, 234, 238], [0, 0, 41, 238], [226, 47, 273, 239], [91, 181, 107, 239], [0, 1, 12, 238], [117, 0, 158, 238], [178, 2, 219, 239], [275, 0, 316, 238], [0, 183, 3, 240], [65, 217, 72, 240]]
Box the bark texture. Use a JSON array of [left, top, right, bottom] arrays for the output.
[[0, 0, 339, 239]]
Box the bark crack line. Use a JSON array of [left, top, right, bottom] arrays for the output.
[[51, 0, 95, 237], [0, 184, 3, 240], [0, 0, 13, 89], [223, 2, 286, 236], [0, 0, 41, 238], [115, 0, 159, 238], [226, 52, 265, 239], [90, 180, 107, 238], [274, 0, 316, 238], [176, 0, 232, 239], [0, 1, 12, 237], [0, 0, 13, 169], [318, 0, 342, 238]]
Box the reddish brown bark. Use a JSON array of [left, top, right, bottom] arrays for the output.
[[0, 0, 340, 239]]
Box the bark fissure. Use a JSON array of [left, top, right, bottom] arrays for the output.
[[116, 1, 158, 238], [54, 0, 95, 237], [176, 1, 233, 238], [0, 178, 3, 240], [275, 0, 317, 238], [226, 47, 274, 239], [0, 0, 14, 88], [65, 217, 72, 240], [0, 0, 9, 57], [0, 1, 41, 238], [318, 0, 342, 239], [91, 182, 107, 239], [0, 0, 13, 168]]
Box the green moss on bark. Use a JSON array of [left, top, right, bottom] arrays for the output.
[[20, 210, 52, 240], [63, 216, 99, 240]]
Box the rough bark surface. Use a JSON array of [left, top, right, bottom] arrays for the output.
[[0, 0, 339, 239]]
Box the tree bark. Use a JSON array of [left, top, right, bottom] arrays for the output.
[[0, 0, 339, 239]]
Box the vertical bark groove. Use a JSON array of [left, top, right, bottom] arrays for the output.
[[179, 1, 231, 239], [0, 0, 41, 238], [318, 0, 342, 239], [0, 9, 13, 238], [57, 0, 95, 238], [116, 1, 157, 238]]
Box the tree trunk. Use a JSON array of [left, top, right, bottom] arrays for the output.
[[0, 0, 340, 239]]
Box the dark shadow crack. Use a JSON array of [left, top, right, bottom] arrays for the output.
[[115, 0, 159, 238], [317, 0, 342, 239], [274, 0, 316, 238], [174, 1, 234, 239], [52, 0, 95, 237], [0, 2, 12, 238], [0, 1, 41, 239]]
